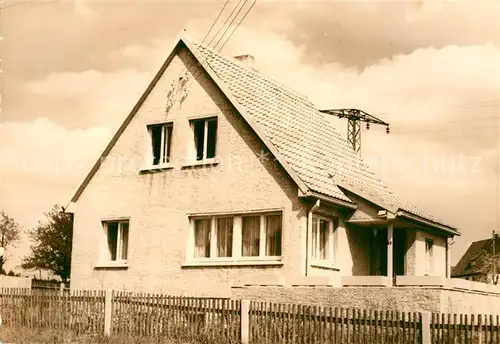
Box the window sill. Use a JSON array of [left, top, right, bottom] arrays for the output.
[[181, 158, 219, 169], [182, 257, 283, 268], [94, 262, 129, 270], [139, 164, 174, 173], [311, 260, 339, 271]]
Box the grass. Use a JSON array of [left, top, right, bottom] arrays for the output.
[[0, 327, 225, 344]]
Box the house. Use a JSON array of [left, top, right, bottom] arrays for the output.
[[66, 32, 460, 296], [451, 237, 500, 284]]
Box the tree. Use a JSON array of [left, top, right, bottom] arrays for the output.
[[0, 210, 21, 273], [473, 248, 500, 285], [21, 204, 73, 282]]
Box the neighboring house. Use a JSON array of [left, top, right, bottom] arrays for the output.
[[452, 237, 500, 283], [66, 32, 460, 295]]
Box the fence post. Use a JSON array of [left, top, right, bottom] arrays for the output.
[[241, 300, 250, 344], [104, 289, 113, 336], [59, 283, 64, 297], [421, 312, 431, 344]]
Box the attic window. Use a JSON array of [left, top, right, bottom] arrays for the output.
[[191, 117, 217, 161], [148, 122, 173, 166]]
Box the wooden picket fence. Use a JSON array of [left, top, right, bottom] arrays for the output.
[[0, 288, 499, 343], [249, 301, 422, 344], [430, 313, 500, 344]]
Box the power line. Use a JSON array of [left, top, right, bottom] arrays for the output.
[[217, 0, 256, 53], [210, 0, 249, 52], [183, 0, 255, 91], [168, 0, 235, 92], [200, 0, 231, 44]]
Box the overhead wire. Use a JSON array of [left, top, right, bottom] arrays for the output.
[[170, 0, 233, 84], [182, 0, 256, 91], [178, 0, 249, 87]]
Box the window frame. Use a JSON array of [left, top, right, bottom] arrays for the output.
[[189, 116, 218, 162], [146, 121, 174, 168], [185, 210, 284, 267], [310, 213, 338, 267], [99, 218, 130, 267], [425, 238, 434, 275]]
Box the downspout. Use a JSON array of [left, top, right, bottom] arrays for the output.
[[306, 200, 320, 276]]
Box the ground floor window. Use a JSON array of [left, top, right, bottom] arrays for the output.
[[189, 211, 282, 261], [425, 238, 434, 275], [102, 219, 129, 263], [311, 214, 338, 263]]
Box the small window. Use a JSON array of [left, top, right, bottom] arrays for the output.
[[191, 117, 217, 161], [425, 238, 434, 275], [103, 220, 129, 262], [148, 123, 173, 165], [311, 215, 337, 262]]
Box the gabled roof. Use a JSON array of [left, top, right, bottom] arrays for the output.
[[451, 238, 500, 277], [68, 32, 459, 235]]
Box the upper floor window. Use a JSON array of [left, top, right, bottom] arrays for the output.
[[190, 117, 217, 161], [311, 214, 338, 262], [148, 122, 173, 166]]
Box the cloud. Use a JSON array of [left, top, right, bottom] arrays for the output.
[[23, 69, 153, 129], [0, 118, 112, 271], [218, 26, 499, 261]]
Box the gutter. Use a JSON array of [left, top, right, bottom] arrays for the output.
[[397, 210, 460, 236], [303, 190, 357, 210], [306, 199, 321, 276]]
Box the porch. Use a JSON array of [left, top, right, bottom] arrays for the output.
[[339, 214, 452, 287]]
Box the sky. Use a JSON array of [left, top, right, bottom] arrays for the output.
[[0, 0, 499, 273]]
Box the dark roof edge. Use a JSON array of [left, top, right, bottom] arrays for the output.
[[182, 36, 310, 196], [69, 35, 186, 203], [302, 190, 357, 210], [396, 210, 460, 236], [68, 32, 311, 204]]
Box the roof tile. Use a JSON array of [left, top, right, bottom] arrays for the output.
[[187, 38, 456, 231]]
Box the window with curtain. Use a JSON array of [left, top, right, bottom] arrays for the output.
[[242, 216, 260, 257], [319, 218, 329, 260], [312, 217, 318, 259], [189, 211, 284, 262], [194, 219, 211, 258], [265, 214, 282, 256], [312, 214, 336, 262], [216, 217, 233, 257]]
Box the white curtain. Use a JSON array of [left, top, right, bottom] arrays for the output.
[[312, 217, 318, 259], [242, 216, 260, 256], [194, 219, 211, 258], [217, 218, 233, 257], [266, 215, 282, 256]]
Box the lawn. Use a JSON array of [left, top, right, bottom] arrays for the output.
[[0, 327, 213, 344]]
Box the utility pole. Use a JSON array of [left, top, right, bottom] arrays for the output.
[[319, 108, 390, 155]]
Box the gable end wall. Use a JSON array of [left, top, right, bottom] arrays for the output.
[[69, 46, 308, 296]]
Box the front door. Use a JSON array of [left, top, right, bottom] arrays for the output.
[[393, 230, 407, 276], [370, 228, 387, 276]]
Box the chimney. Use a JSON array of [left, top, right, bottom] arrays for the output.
[[233, 54, 255, 69]]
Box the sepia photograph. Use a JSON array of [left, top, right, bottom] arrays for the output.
[[0, 0, 499, 343]]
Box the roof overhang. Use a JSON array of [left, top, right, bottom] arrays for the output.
[[396, 210, 460, 236], [300, 190, 357, 210], [334, 178, 460, 236]]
